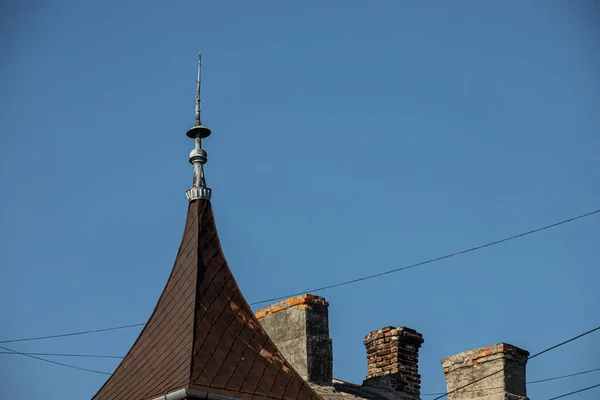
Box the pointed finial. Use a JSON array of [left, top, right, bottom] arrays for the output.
[[194, 53, 201, 126], [186, 53, 212, 202], [186, 53, 211, 139]]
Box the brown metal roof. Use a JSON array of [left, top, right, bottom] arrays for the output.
[[93, 200, 322, 400]]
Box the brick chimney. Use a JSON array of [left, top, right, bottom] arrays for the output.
[[441, 343, 529, 400], [255, 294, 333, 385], [363, 326, 424, 399]]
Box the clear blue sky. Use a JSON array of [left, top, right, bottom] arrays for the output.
[[1, 1, 598, 399]]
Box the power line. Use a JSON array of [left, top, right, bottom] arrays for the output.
[[1, 208, 598, 344], [0, 345, 111, 376], [1, 323, 598, 387], [422, 366, 600, 396], [3, 349, 599, 394], [0, 351, 122, 359], [2, 348, 599, 386], [249, 208, 600, 306], [0, 204, 213, 346], [0, 323, 145, 344], [547, 383, 600, 400], [431, 325, 600, 400], [529, 366, 600, 384]]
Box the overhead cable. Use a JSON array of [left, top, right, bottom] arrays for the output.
[[1, 208, 598, 343], [529, 366, 600, 384], [250, 208, 600, 305], [0, 351, 122, 359], [422, 366, 600, 396], [0, 345, 111, 376], [546, 382, 600, 400], [0, 323, 145, 344], [3, 324, 598, 387]]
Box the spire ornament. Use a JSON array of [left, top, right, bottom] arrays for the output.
[[185, 54, 212, 202]]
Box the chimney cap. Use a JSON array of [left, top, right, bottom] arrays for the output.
[[364, 326, 424, 345], [441, 342, 529, 373], [255, 293, 329, 319]]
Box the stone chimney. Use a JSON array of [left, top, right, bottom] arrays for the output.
[[441, 343, 529, 400], [363, 326, 424, 399], [255, 294, 333, 385]]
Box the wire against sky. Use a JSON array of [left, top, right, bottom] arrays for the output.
[[0, 323, 145, 344], [2, 349, 599, 388], [431, 325, 600, 400], [249, 208, 600, 305], [546, 383, 600, 400], [421, 366, 600, 396], [2, 324, 598, 384], [0, 351, 123, 359], [0, 345, 111, 376], [2, 346, 597, 390], [528, 366, 600, 384], [1, 207, 598, 344]]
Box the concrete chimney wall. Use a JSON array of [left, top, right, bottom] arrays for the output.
[[363, 326, 424, 400], [441, 343, 529, 400], [255, 294, 333, 385]]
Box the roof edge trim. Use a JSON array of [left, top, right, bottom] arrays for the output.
[[151, 389, 241, 400]]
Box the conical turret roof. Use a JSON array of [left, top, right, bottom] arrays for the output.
[[93, 200, 322, 400]]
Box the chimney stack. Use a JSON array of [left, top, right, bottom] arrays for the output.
[[441, 343, 529, 400], [255, 294, 333, 385], [363, 326, 424, 399]]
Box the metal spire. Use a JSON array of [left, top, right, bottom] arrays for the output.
[[185, 53, 212, 202], [194, 54, 201, 126]]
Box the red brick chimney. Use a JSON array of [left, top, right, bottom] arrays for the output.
[[363, 326, 424, 399]]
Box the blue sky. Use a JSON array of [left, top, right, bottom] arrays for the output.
[[1, 1, 599, 399]]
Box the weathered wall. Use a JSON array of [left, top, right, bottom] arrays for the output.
[[441, 343, 529, 400], [363, 326, 424, 400], [256, 294, 333, 385]]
